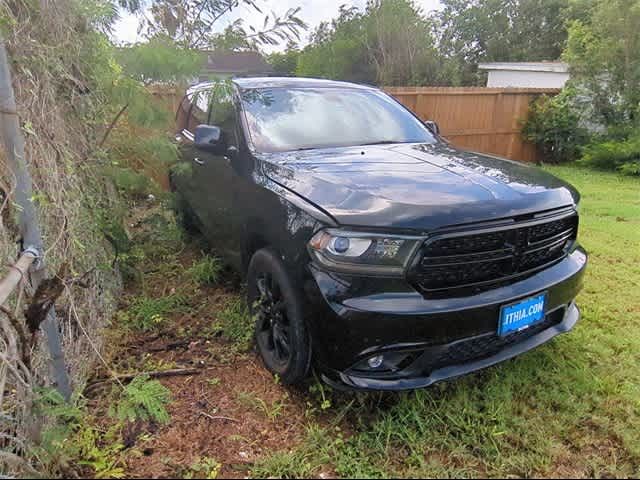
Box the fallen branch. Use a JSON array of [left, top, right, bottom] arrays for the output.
[[85, 367, 203, 393], [198, 411, 239, 423], [146, 340, 190, 353]]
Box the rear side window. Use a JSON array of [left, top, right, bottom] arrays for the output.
[[176, 95, 191, 132], [182, 81, 238, 144], [210, 92, 238, 149], [186, 90, 212, 133]]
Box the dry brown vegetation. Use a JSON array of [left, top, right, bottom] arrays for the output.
[[0, 0, 121, 471]]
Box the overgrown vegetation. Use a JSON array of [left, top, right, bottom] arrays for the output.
[[32, 375, 172, 478], [523, 0, 640, 174]]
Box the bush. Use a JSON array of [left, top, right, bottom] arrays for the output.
[[580, 134, 640, 176], [523, 89, 590, 163]]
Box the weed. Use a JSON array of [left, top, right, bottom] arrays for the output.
[[216, 297, 254, 350], [110, 375, 171, 425], [142, 355, 178, 372], [184, 457, 221, 479], [309, 375, 333, 412], [125, 294, 186, 332], [33, 387, 150, 478], [236, 391, 288, 422], [251, 425, 338, 479], [207, 377, 221, 387], [188, 254, 223, 286]]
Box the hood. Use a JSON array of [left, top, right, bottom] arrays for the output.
[[260, 142, 579, 232]]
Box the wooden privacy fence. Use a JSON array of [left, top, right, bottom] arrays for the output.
[[385, 87, 560, 162], [150, 85, 560, 163]]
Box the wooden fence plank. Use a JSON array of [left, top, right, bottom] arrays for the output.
[[386, 86, 559, 162]]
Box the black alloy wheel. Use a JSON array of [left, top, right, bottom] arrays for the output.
[[255, 272, 291, 368], [247, 248, 311, 384]]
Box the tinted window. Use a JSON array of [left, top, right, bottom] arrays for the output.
[[176, 95, 190, 131], [186, 90, 211, 133], [240, 88, 435, 153], [210, 92, 238, 148]]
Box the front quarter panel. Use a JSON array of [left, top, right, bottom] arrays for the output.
[[237, 156, 333, 283]]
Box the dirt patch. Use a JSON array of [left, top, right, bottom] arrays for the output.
[[88, 204, 322, 478], [124, 354, 310, 478]]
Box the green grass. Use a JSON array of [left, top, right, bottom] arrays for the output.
[[254, 166, 640, 478], [216, 297, 254, 350], [124, 294, 187, 332], [187, 254, 223, 286]]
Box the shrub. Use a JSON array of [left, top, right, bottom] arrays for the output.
[[523, 88, 590, 163], [580, 134, 640, 176], [107, 165, 156, 199]]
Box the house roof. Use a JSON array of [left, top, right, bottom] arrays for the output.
[[203, 51, 274, 75], [478, 62, 569, 73]]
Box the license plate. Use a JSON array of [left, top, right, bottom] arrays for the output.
[[499, 293, 547, 336]]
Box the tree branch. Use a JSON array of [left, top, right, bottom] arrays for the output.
[[98, 102, 129, 149]]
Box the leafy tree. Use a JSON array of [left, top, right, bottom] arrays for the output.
[[436, 0, 571, 85], [267, 41, 301, 75], [364, 0, 442, 85], [141, 0, 307, 50], [296, 5, 372, 82], [296, 0, 442, 86], [564, 0, 640, 125]]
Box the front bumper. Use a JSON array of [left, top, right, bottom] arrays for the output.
[[302, 246, 587, 391]]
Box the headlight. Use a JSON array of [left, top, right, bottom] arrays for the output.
[[308, 229, 423, 275]]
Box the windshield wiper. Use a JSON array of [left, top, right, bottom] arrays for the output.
[[359, 140, 401, 146], [294, 140, 401, 151]]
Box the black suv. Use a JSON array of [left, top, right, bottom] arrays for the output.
[[171, 77, 587, 391]]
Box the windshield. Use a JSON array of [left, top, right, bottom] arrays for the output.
[[240, 87, 436, 153]]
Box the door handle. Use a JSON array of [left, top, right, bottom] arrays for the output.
[[193, 157, 205, 166]]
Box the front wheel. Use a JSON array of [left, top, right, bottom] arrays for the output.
[[247, 248, 311, 385]]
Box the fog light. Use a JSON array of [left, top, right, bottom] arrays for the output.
[[368, 355, 384, 369]]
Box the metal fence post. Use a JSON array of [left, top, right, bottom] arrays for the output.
[[0, 37, 71, 401]]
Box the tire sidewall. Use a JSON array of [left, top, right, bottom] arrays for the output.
[[247, 248, 311, 384]]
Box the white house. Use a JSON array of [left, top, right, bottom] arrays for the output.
[[478, 62, 570, 88]]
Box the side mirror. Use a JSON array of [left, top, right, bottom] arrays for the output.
[[194, 124, 224, 152], [424, 120, 440, 136]]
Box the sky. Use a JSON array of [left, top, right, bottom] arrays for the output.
[[113, 0, 443, 52]]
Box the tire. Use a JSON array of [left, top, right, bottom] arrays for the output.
[[247, 248, 311, 384]]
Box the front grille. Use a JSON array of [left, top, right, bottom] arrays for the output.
[[422, 308, 565, 373], [413, 212, 578, 297]]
